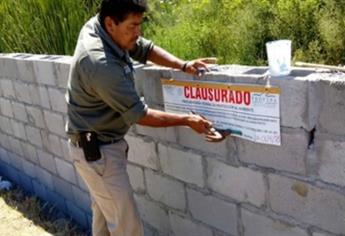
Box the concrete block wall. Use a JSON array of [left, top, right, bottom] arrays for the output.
[[0, 53, 345, 236], [0, 53, 91, 229]]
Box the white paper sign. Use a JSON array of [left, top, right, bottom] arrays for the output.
[[161, 79, 281, 146]]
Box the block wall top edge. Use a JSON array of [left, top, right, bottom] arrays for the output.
[[0, 53, 72, 62], [143, 65, 319, 79]]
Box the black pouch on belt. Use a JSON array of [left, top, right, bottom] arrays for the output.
[[79, 132, 101, 162]]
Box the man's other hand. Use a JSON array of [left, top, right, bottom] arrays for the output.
[[183, 57, 217, 76]]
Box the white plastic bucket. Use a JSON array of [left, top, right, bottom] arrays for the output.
[[266, 40, 291, 76]]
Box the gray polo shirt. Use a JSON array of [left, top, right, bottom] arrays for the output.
[[66, 15, 153, 142]]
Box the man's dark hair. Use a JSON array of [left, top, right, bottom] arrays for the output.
[[99, 0, 147, 28]]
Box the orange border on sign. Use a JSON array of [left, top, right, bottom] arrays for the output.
[[161, 79, 280, 94]]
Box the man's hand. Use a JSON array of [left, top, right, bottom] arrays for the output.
[[186, 114, 213, 135], [137, 109, 228, 143], [147, 45, 217, 77], [186, 114, 229, 142], [204, 129, 231, 142], [182, 57, 217, 76]]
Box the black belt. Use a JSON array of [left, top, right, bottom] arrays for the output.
[[69, 134, 118, 148], [71, 139, 116, 148]]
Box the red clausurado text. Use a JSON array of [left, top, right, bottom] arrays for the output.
[[184, 86, 251, 106]]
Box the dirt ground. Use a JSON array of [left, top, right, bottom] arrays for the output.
[[0, 195, 52, 236], [0, 186, 87, 236]]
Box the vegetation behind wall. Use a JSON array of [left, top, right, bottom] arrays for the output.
[[1, 0, 344, 65]]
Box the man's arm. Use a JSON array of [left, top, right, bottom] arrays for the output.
[[137, 108, 213, 135], [147, 45, 216, 75]]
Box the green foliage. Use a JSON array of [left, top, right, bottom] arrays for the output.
[[0, 0, 100, 55], [145, 0, 345, 65], [1, 0, 344, 65]]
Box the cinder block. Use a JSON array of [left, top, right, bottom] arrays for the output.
[[60, 138, 72, 163], [146, 169, 186, 210], [53, 176, 74, 201], [37, 149, 57, 174], [177, 127, 232, 158], [271, 76, 310, 129], [143, 225, 157, 236], [38, 86, 51, 109], [53, 57, 71, 89], [55, 158, 77, 184], [0, 56, 18, 79], [169, 213, 213, 236], [242, 209, 309, 236], [8, 152, 23, 170], [11, 120, 27, 140], [25, 126, 43, 148], [126, 135, 159, 170], [8, 136, 24, 156], [317, 78, 345, 135], [29, 85, 41, 106], [22, 143, 39, 164], [43, 111, 65, 137], [0, 147, 9, 164], [0, 133, 10, 149], [0, 79, 16, 99], [12, 102, 28, 122], [269, 174, 345, 235], [14, 82, 32, 104], [6, 165, 21, 185], [26, 106, 45, 128], [22, 158, 37, 179], [237, 129, 308, 175], [48, 87, 67, 113], [0, 98, 14, 118], [317, 138, 345, 187], [33, 60, 56, 86], [167, 69, 197, 81], [142, 68, 165, 107], [207, 159, 265, 207], [66, 200, 89, 229], [135, 194, 170, 234], [135, 124, 178, 143], [36, 168, 54, 190], [72, 185, 91, 213], [158, 143, 204, 187], [187, 188, 237, 235], [0, 161, 9, 179], [0, 116, 13, 134], [16, 57, 36, 83], [312, 232, 333, 236], [41, 132, 63, 157], [127, 164, 145, 193]]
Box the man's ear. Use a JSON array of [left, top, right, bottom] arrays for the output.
[[104, 16, 112, 33], [104, 16, 119, 32]]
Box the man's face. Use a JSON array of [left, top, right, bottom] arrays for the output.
[[106, 13, 143, 50]]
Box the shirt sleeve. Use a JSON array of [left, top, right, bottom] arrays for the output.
[[129, 37, 154, 64], [80, 57, 148, 126]]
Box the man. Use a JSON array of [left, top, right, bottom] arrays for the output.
[[66, 0, 225, 235]]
